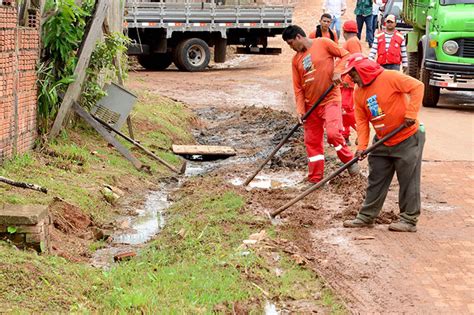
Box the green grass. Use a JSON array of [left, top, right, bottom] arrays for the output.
[[0, 242, 105, 313], [0, 92, 194, 223], [0, 180, 345, 313], [0, 92, 345, 313]]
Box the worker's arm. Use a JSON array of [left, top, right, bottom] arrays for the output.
[[368, 37, 378, 60], [389, 72, 424, 120], [322, 0, 328, 13], [354, 91, 371, 151], [341, 0, 347, 15], [325, 38, 350, 82], [292, 58, 306, 116]]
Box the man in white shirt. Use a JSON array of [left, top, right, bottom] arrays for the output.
[[372, 0, 383, 35], [323, 0, 347, 39]]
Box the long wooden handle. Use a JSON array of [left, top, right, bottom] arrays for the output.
[[270, 124, 406, 218], [93, 115, 182, 174], [243, 84, 335, 186]]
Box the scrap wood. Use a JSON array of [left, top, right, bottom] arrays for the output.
[[0, 176, 48, 194], [172, 145, 236, 156]]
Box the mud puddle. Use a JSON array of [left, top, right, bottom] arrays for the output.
[[91, 185, 175, 268], [230, 171, 304, 190]]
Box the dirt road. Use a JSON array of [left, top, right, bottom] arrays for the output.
[[127, 0, 474, 313]]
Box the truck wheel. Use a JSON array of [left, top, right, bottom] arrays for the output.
[[407, 52, 419, 79], [137, 53, 172, 71], [421, 68, 440, 108], [175, 38, 210, 72]]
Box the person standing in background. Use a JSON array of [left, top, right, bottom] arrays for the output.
[[341, 21, 362, 145], [355, 0, 374, 47], [323, 0, 347, 39], [369, 14, 408, 71], [309, 13, 339, 44], [372, 0, 383, 35]]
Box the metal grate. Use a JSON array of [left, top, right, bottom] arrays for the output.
[[462, 38, 474, 58], [90, 83, 137, 130], [93, 105, 121, 125]]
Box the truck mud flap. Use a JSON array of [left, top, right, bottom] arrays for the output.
[[127, 44, 150, 56], [236, 47, 282, 55]]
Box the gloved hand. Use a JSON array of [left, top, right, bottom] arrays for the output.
[[404, 118, 416, 127]]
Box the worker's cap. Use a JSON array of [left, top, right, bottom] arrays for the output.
[[341, 53, 384, 85], [341, 53, 368, 75], [385, 14, 396, 23], [342, 20, 358, 33]]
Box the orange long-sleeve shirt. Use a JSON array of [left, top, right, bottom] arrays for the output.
[[291, 38, 350, 115], [342, 37, 363, 88], [342, 36, 362, 54], [354, 70, 424, 150]]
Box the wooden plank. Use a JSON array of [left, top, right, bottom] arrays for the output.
[[172, 145, 236, 156], [49, 0, 110, 139], [73, 102, 144, 171]]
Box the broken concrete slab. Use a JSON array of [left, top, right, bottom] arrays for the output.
[[0, 204, 48, 225]]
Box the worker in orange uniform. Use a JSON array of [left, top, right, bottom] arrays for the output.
[[340, 20, 362, 145], [308, 14, 338, 44], [342, 54, 425, 232], [282, 25, 359, 184]]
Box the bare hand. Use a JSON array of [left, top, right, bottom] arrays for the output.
[[298, 114, 305, 124], [355, 150, 367, 161], [404, 118, 416, 127], [402, 66, 408, 74], [332, 73, 342, 85]]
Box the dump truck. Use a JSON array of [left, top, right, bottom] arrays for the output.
[[398, 0, 474, 107], [124, 0, 294, 71]]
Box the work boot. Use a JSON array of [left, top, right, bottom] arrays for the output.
[[347, 162, 360, 176], [344, 137, 352, 146], [343, 218, 374, 228], [388, 221, 417, 232]]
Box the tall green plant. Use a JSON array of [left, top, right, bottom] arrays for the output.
[[38, 0, 130, 134], [37, 0, 94, 133]]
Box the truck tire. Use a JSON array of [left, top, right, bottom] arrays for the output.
[[174, 38, 210, 72], [407, 52, 419, 79], [421, 68, 440, 108], [137, 53, 172, 71]]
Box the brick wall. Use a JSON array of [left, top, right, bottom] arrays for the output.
[[0, 1, 39, 162]]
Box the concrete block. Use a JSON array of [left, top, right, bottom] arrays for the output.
[[0, 204, 48, 225]]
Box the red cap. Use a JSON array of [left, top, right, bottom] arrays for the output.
[[343, 20, 358, 33], [341, 53, 367, 75], [341, 53, 384, 85]]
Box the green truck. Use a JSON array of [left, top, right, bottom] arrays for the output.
[[400, 0, 474, 107]]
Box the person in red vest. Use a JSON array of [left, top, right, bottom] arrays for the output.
[[341, 20, 362, 145], [309, 13, 339, 44], [368, 14, 407, 71]]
